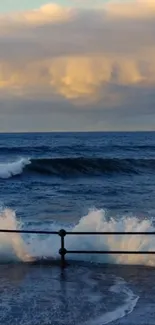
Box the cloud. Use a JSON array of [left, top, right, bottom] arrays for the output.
[[49, 54, 155, 100], [0, 52, 154, 106], [104, 0, 155, 19], [0, 0, 155, 114], [0, 3, 74, 28]]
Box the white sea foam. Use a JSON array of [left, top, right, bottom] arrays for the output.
[[87, 277, 139, 325], [0, 208, 155, 267], [0, 208, 34, 262], [0, 208, 142, 324], [66, 209, 155, 266], [0, 158, 30, 179]]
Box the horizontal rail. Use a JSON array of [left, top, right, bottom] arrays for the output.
[[67, 250, 155, 254], [0, 229, 155, 235], [66, 231, 155, 235], [0, 229, 58, 235], [0, 228, 155, 268]]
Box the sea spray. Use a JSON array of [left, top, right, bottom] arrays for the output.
[[66, 209, 155, 266], [0, 208, 155, 266], [0, 208, 141, 324], [0, 208, 34, 262]]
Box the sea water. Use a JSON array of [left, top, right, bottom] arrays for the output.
[[0, 132, 155, 324]]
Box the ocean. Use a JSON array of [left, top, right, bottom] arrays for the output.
[[0, 131, 155, 325]]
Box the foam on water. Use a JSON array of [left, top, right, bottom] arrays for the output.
[[0, 158, 30, 179], [0, 208, 155, 266], [0, 266, 139, 325], [88, 277, 139, 325], [0, 208, 142, 324]]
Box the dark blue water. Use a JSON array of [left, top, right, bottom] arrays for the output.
[[1, 132, 155, 221], [0, 132, 155, 325]]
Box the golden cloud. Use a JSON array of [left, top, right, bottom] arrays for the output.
[[0, 1, 154, 105], [50, 54, 155, 99], [105, 0, 155, 19], [0, 3, 74, 28], [0, 53, 154, 103]]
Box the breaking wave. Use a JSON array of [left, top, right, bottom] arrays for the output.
[[0, 208, 140, 325], [0, 208, 155, 267], [0, 158, 30, 179], [0, 208, 143, 324], [0, 208, 34, 262], [1, 157, 155, 179]]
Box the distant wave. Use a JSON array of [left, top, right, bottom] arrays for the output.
[[1, 157, 155, 179], [0, 145, 51, 155], [1, 144, 155, 155]]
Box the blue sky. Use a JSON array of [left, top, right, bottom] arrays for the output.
[[0, 1, 67, 12], [0, 0, 103, 12]]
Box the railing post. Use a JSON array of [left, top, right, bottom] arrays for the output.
[[59, 229, 67, 268]]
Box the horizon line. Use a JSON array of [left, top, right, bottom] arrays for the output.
[[0, 130, 155, 134]]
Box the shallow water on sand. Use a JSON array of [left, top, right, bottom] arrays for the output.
[[0, 263, 155, 325]]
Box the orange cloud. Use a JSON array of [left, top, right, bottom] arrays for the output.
[[0, 53, 154, 104], [104, 0, 155, 19], [0, 3, 74, 28], [0, 1, 154, 106]]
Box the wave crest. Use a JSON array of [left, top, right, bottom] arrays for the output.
[[0, 158, 30, 179], [1, 157, 155, 179]]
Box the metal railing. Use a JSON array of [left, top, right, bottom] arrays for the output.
[[1, 228, 155, 268]]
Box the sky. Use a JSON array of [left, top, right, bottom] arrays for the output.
[[0, 0, 103, 12], [0, 0, 155, 132]]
